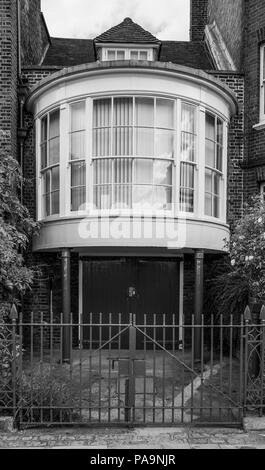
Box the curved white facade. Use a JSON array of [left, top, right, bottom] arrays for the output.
[[27, 61, 237, 253]]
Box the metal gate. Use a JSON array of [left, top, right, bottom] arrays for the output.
[[2, 308, 265, 429]]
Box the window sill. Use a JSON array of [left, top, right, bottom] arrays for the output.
[[253, 122, 265, 131]]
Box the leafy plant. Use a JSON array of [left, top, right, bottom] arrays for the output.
[[0, 130, 39, 317], [16, 364, 79, 426]]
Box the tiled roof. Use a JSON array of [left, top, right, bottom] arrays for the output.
[[42, 37, 215, 70], [42, 38, 95, 67], [95, 17, 160, 44], [159, 41, 214, 70]]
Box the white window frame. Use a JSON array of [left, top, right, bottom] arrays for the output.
[[260, 43, 265, 123], [101, 47, 154, 61]]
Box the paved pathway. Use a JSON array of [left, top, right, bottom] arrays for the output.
[[1, 427, 265, 449]]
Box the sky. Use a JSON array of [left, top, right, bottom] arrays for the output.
[[41, 0, 190, 41]]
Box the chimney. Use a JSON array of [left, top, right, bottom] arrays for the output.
[[190, 0, 208, 42]]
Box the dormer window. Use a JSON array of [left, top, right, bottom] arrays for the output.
[[101, 47, 154, 62]]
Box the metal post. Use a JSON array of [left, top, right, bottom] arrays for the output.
[[194, 250, 204, 362], [62, 248, 71, 363], [125, 313, 136, 425]]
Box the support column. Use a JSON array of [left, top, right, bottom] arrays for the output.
[[194, 250, 204, 362], [62, 248, 71, 363]]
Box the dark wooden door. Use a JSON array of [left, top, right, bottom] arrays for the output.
[[82, 258, 179, 349]]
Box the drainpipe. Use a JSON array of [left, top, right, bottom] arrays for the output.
[[17, 0, 22, 79], [194, 250, 204, 362]]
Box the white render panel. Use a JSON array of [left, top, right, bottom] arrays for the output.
[[33, 217, 230, 253], [33, 70, 233, 121]]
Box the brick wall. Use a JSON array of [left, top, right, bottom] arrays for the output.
[[0, 0, 18, 157], [190, 0, 208, 41], [208, 0, 244, 70], [20, 0, 50, 66], [211, 72, 245, 223], [243, 0, 265, 199]]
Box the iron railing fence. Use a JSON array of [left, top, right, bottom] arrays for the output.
[[0, 309, 264, 429]]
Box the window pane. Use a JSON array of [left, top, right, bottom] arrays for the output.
[[181, 132, 195, 162], [205, 113, 215, 140], [113, 128, 133, 155], [213, 173, 220, 196], [180, 188, 194, 212], [205, 169, 212, 193], [155, 129, 174, 157], [93, 159, 112, 185], [135, 128, 154, 156], [263, 46, 265, 80], [71, 102, 85, 132], [217, 119, 223, 146], [114, 98, 133, 126], [213, 195, 219, 218], [51, 191, 59, 214], [71, 131, 85, 160], [130, 51, 138, 60], [44, 170, 50, 194], [114, 158, 133, 184], [41, 116, 47, 142], [217, 144, 223, 172], [154, 160, 172, 185], [107, 50, 115, 60], [93, 99, 111, 127], [71, 187, 86, 212], [71, 161, 85, 187], [156, 99, 174, 128], [49, 110, 60, 139], [182, 103, 196, 134], [154, 187, 172, 210], [49, 137, 60, 165], [117, 50, 125, 60], [135, 159, 153, 184], [205, 139, 215, 168], [44, 194, 50, 217], [140, 51, 148, 60], [94, 185, 112, 209], [114, 185, 132, 209], [133, 186, 153, 207], [205, 194, 212, 216], [41, 142, 47, 169], [180, 163, 194, 190], [135, 98, 154, 126], [51, 166, 59, 191], [93, 128, 111, 157]]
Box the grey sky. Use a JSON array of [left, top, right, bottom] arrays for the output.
[[41, 0, 190, 41]]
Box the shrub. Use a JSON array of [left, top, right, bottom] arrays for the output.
[[15, 363, 79, 426]]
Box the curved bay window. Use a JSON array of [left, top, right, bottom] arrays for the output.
[[38, 97, 226, 221], [93, 97, 174, 210], [40, 109, 60, 216]]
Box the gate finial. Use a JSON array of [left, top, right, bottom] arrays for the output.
[[244, 305, 252, 321]]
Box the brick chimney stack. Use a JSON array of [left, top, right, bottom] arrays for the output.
[[190, 0, 208, 41]]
